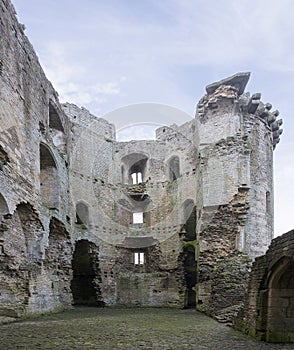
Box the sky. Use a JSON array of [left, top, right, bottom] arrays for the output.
[[12, 0, 294, 237]]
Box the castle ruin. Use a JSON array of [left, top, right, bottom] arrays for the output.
[[1, 0, 292, 343]]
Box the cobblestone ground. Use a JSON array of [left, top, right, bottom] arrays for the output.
[[0, 307, 293, 350]]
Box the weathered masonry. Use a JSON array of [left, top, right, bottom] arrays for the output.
[[235, 230, 294, 343], [0, 0, 290, 341]]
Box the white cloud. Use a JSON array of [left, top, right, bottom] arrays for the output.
[[39, 41, 125, 107], [19, 0, 294, 116]]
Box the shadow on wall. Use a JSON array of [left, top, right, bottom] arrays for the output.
[[71, 240, 104, 307]]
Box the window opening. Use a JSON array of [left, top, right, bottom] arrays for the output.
[[133, 212, 143, 224], [134, 252, 144, 265], [122, 154, 147, 185], [131, 172, 142, 184], [266, 191, 270, 214]]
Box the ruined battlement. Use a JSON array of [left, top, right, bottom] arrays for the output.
[[197, 72, 283, 150]]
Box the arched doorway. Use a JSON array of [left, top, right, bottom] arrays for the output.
[[71, 240, 102, 306], [266, 258, 294, 342]]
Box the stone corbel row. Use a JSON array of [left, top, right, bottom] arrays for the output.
[[245, 94, 283, 149], [258, 103, 283, 149]]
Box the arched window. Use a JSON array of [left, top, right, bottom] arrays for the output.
[[49, 102, 65, 150], [121, 153, 148, 185], [39, 143, 59, 209], [76, 202, 89, 226], [168, 156, 180, 181], [129, 160, 146, 184]]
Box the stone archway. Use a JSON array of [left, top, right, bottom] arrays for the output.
[[266, 257, 294, 342]]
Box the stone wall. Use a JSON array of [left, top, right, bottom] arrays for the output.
[[235, 230, 294, 343], [0, 0, 284, 322], [67, 108, 198, 308], [0, 0, 72, 317]]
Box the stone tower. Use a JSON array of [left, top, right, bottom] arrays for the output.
[[194, 72, 282, 319]]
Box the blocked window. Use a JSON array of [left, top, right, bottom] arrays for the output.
[[76, 202, 89, 226], [168, 156, 180, 181], [133, 212, 143, 224], [134, 252, 144, 265]]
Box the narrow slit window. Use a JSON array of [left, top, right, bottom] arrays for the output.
[[266, 191, 271, 214], [134, 252, 144, 265], [133, 212, 143, 224], [131, 173, 137, 184]]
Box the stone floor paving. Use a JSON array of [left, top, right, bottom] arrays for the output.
[[0, 307, 293, 350]]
